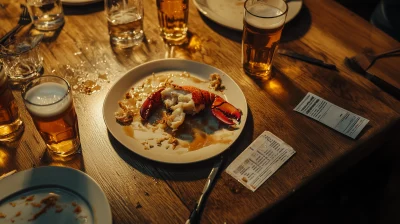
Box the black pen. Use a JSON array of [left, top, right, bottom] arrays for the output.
[[278, 49, 338, 70]]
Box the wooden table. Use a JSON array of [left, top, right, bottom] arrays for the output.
[[1, 0, 399, 223]]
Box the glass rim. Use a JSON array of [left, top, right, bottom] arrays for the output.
[[0, 35, 43, 58], [22, 75, 71, 107], [244, 0, 288, 19]]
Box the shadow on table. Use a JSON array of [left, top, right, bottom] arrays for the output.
[[63, 2, 104, 15], [249, 67, 306, 112], [198, 13, 243, 43], [280, 5, 312, 43], [108, 106, 254, 181]]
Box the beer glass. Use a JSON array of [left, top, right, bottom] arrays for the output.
[[22, 76, 81, 157], [157, 0, 189, 45], [105, 0, 144, 48], [27, 0, 65, 31], [242, 0, 288, 78], [0, 65, 24, 142]]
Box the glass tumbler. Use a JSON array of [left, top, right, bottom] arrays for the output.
[[105, 0, 144, 48], [0, 35, 43, 86], [242, 0, 288, 78], [22, 76, 81, 157], [27, 0, 65, 31]]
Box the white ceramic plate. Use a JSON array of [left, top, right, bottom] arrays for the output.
[[193, 0, 303, 31], [62, 0, 102, 6], [0, 166, 112, 224], [103, 59, 248, 164]]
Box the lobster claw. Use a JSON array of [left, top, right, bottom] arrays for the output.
[[140, 88, 164, 120], [211, 96, 242, 125]]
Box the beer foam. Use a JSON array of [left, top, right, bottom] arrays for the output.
[[25, 82, 72, 118], [245, 3, 285, 29]]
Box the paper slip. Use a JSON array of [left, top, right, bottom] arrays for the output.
[[294, 92, 369, 139], [226, 131, 295, 192]]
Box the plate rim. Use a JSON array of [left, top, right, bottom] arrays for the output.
[[103, 58, 248, 164], [192, 0, 303, 31], [0, 166, 112, 224]]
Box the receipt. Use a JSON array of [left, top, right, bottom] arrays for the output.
[[294, 92, 369, 139], [226, 131, 295, 192]]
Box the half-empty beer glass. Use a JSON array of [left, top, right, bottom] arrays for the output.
[[0, 65, 24, 142], [22, 76, 80, 157], [242, 0, 288, 78], [157, 0, 189, 45]]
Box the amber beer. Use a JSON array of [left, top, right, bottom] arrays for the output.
[[242, 0, 288, 77], [0, 66, 24, 142], [23, 76, 80, 157], [157, 0, 189, 45]]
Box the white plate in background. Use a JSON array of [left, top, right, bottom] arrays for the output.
[[0, 166, 112, 224], [193, 0, 303, 31], [103, 59, 248, 164]]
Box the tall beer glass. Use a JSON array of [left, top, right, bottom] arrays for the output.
[[22, 76, 80, 157], [0, 65, 24, 142], [157, 0, 189, 45], [242, 0, 288, 78]]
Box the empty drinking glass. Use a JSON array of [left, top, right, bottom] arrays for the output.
[[0, 35, 43, 86], [27, 0, 65, 31], [105, 0, 144, 48]]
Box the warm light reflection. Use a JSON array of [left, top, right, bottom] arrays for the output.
[[0, 150, 7, 167], [266, 79, 285, 95], [187, 35, 202, 52], [164, 34, 202, 59], [40, 150, 84, 171], [0, 146, 15, 169]]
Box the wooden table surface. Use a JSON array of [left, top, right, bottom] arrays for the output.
[[1, 0, 399, 223]]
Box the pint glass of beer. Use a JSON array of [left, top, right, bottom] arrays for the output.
[[22, 76, 80, 157], [156, 0, 189, 45], [242, 0, 288, 78], [0, 65, 24, 142]]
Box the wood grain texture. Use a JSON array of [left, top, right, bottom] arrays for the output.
[[0, 0, 399, 223]]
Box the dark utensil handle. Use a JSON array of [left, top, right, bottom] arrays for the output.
[[0, 24, 22, 45], [370, 75, 400, 100], [186, 203, 199, 224], [321, 63, 338, 71]]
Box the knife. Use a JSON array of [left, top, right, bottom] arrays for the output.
[[185, 156, 224, 224], [363, 71, 400, 100], [278, 49, 338, 70], [344, 57, 400, 101]]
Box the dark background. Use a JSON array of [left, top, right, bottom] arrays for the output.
[[253, 1, 400, 223]]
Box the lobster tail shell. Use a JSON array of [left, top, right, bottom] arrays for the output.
[[140, 88, 164, 120]]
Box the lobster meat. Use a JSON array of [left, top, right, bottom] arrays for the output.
[[140, 84, 242, 129]]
